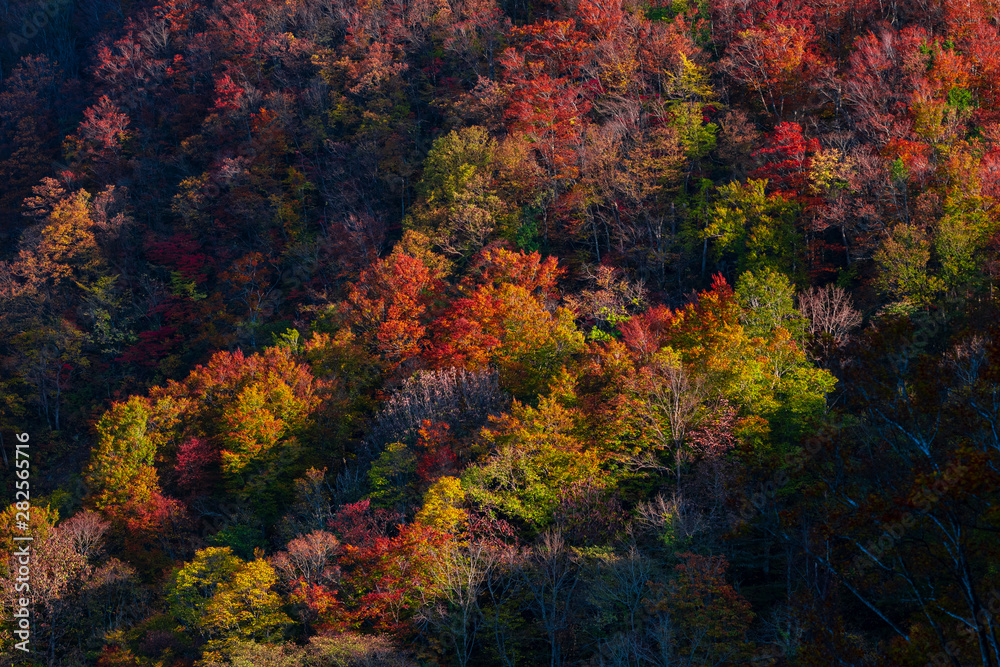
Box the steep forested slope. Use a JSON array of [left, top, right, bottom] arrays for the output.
[[1, 0, 1000, 665]]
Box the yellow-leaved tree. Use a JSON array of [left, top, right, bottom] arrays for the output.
[[167, 546, 290, 664]]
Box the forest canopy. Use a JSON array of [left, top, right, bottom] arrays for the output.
[[1, 0, 1000, 665]]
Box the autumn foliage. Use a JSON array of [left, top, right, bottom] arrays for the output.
[[3, 0, 1000, 664]]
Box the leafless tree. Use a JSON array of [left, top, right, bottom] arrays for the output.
[[625, 353, 706, 488], [305, 632, 417, 666], [279, 467, 336, 541], [0, 527, 86, 665], [369, 366, 510, 447], [418, 538, 514, 667], [564, 265, 647, 332], [944, 334, 989, 389], [797, 283, 862, 349], [523, 529, 581, 667], [593, 631, 646, 666], [59, 510, 110, 561], [634, 492, 710, 545], [330, 463, 367, 506], [480, 538, 521, 667], [589, 546, 654, 639], [755, 604, 805, 662], [82, 558, 149, 644], [271, 530, 341, 589]]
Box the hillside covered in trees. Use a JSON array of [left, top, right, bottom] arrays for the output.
[[1, 0, 1000, 664]]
